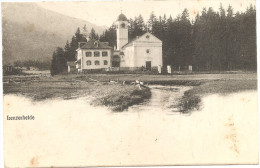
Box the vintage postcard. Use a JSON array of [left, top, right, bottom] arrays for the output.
[[1, 0, 258, 167]]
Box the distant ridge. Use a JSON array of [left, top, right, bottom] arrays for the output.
[[2, 2, 106, 65]]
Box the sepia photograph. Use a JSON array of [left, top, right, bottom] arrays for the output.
[[1, 0, 258, 167]]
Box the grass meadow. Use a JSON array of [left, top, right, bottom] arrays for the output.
[[3, 73, 257, 112]]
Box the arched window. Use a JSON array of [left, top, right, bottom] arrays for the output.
[[146, 49, 150, 54], [86, 60, 91, 66], [121, 23, 125, 28], [104, 60, 108, 65], [95, 60, 100, 65]]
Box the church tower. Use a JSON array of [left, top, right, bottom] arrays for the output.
[[116, 13, 128, 50]]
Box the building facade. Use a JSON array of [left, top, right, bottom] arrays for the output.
[[76, 40, 112, 72], [75, 13, 162, 72], [115, 13, 163, 70], [121, 32, 162, 70]]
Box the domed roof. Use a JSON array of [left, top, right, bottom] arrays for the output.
[[117, 13, 128, 21]]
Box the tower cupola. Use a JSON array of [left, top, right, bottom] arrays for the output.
[[117, 13, 128, 21]]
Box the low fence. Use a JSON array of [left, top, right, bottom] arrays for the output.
[[73, 65, 193, 75]]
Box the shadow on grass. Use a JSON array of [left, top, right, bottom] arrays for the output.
[[93, 86, 152, 112], [178, 93, 201, 113]]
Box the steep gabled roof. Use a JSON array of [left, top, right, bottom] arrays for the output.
[[122, 32, 162, 49], [79, 40, 113, 50]]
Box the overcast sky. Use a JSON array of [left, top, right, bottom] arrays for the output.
[[36, 0, 255, 27]]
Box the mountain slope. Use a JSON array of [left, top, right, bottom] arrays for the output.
[[2, 2, 106, 65]]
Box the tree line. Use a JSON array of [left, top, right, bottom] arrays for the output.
[[100, 4, 256, 71], [51, 3, 256, 75], [50, 26, 99, 75]]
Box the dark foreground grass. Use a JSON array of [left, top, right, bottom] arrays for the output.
[[178, 79, 257, 113], [92, 86, 151, 112], [3, 76, 151, 112]]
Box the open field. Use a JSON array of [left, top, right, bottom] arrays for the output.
[[3, 75, 151, 112], [86, 73, 257, 82], [3, 73, 257, 112]]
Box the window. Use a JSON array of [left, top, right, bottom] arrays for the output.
[[85, 52, 92, 57], [95, 60, 100, 65], [146, 49, 150, 54], [104, 60, 108, 65], [94, 41, 98, 47], [94, 51, 100, 57], [86, 60, 91, 66], [146, 35, 150, 39], [102, 51, 108, 57], [121, 23, 125, 28]]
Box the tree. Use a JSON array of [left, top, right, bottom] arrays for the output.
[[99, 24, 117, 48], [89, 28, 99, 40], [50, 51, 58, 76], [148, 12, 157, 34], [82, 24, 88, 39], [64, 40, 71, 61], [66, 27, 88, 61], [50, 47, 67, 75]]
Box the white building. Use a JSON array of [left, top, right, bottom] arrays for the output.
[[76, 13, 163, 72], [76, 40, 112, 72], [115, 13, 163, 71]]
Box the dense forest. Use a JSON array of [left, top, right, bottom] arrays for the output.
[[51, 4, 256, 75]]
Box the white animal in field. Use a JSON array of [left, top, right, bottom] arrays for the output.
[[131, 80, 144, 87], [137, 84, 142, 90]]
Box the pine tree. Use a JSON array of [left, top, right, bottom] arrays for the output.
[[55, 47, 66, 73], [89, 28, 99, 40], [50, 51, 57, 76], [64, 40, 71, 61], [148, 12, 157, 34], [82, 24, 88, 39], [66, 27, 88, 61]]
